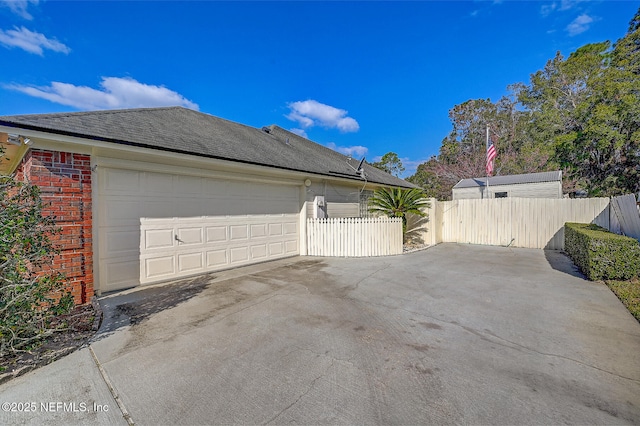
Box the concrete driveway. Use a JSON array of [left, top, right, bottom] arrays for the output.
[[2, 243, 640, 425]]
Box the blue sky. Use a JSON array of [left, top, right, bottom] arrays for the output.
[[0, 0, 638, 177]]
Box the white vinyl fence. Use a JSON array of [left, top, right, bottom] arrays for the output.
[[306, 217, 403, 257], [610, 194, 640, 240], [436, 197, 610, 249]]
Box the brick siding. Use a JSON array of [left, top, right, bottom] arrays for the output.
[[15, 149, 93, 305]]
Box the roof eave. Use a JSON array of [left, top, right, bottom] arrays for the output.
[[0, 121, 413, 188]]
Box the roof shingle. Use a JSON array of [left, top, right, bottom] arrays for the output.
[[0, 106, 413, 188]]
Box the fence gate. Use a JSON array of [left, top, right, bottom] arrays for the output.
[[306, 217, 403, 257]]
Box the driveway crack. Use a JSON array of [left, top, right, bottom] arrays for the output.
[[469, 327, 640, 384], [264, 360, 334, 425], [352, 263, 390, 291]]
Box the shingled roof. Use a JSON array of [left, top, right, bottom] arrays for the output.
[[0, 106, 414, 188], [453, 171, 562, 189]]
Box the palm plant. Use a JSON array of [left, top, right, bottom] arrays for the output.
[[368, 187, 430, 238]]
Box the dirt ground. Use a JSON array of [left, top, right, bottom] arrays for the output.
[[0, 303, 100, 385]]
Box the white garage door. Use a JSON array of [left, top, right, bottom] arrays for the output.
[[97, 166, 300, 293]]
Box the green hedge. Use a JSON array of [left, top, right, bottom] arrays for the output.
[[564, 222, 640, 281], [606, 279, 640, 322]]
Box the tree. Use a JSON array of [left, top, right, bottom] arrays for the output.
[[1, 147, 72, 357], [405, 157, 449, 199], [517, 34, 640, 196], [407, 95, 552, 200], [368, 187, 430, 240], [612, 8, 640, 75], [410, 7, 640, 198], [372, 152, 405, 177], [516, 43, 613, 193]]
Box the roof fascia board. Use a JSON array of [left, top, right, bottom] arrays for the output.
[[0, 140, 29, 175]]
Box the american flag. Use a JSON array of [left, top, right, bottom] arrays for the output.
[[486, 143, 497, 176]]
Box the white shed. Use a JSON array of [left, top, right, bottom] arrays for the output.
[[452, 171, 563, 200]]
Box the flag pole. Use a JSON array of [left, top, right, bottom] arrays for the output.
[[486, 124, 490, 199]]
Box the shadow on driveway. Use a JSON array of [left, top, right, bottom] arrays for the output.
[[95, 273, 214, 336], [544, 249, 585, 279]]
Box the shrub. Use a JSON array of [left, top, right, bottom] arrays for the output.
[[564, 222, 640, 281], [368, 187, 430, 242], [1, 162, 72, 357], [605, 279, 640, 322]]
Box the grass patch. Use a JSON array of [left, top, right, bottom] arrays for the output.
[[605, 278, 640, 322]]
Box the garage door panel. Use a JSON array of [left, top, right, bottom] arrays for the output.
[[178, 252, 203, 272], [145, 256, 175, 279], [144, 172, 174, 193], [284, 222, 298, 235], [269, 242, 284, 256], [177, 227, 203, 245], [206, 226, 227, 242], [269, 223, 283, 236], [202, 179, 229, 197], [211, 200, 239, 216], [201, 200, 223, 215], [98, 166, 300, 292], [250, 224, 267, 238], [103, 199, 140, 225], [144, 229, 174, 250], [176, 175, 202, 195], [230, 247, 249, 263], [207, 249, 227, 267], [230, 225, 248, 240], [251, 244, 267, 259], [103, 259, 140, 290], [142, 200, 176, 218], [285, 240, 298, 253], [102, 228, 140, 256], [102, 169, 140, 194], [176, 200, 206, 217]]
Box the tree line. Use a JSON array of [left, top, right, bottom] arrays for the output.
[[375, 8, 640, 200]]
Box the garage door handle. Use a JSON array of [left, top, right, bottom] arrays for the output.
[[174, 234, 184, 244]]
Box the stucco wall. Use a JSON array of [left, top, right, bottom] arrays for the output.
[[305, 180, 366, 218]]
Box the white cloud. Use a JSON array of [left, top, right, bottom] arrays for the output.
[[5, 77, 199, 110], [566, 14, 594, 36], [400, 157, 430, 178], [541, 0, 588, 17], [289, 128, 308, 138], [1, 0, 38, 20], [540, 3, 557, 17], [0, 26, 69, 55], [286, 100, 360, 133], [326, 142, 368, 158], [559, 0, 586, 11]]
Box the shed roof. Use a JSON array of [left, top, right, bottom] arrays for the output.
[[0, 106, 413, 188], [453, 171, 562, 189]]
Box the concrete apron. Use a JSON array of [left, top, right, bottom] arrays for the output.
[[2, 243, 640, 425]]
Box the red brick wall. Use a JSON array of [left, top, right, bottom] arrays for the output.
[[15, 149, 93, 305]]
